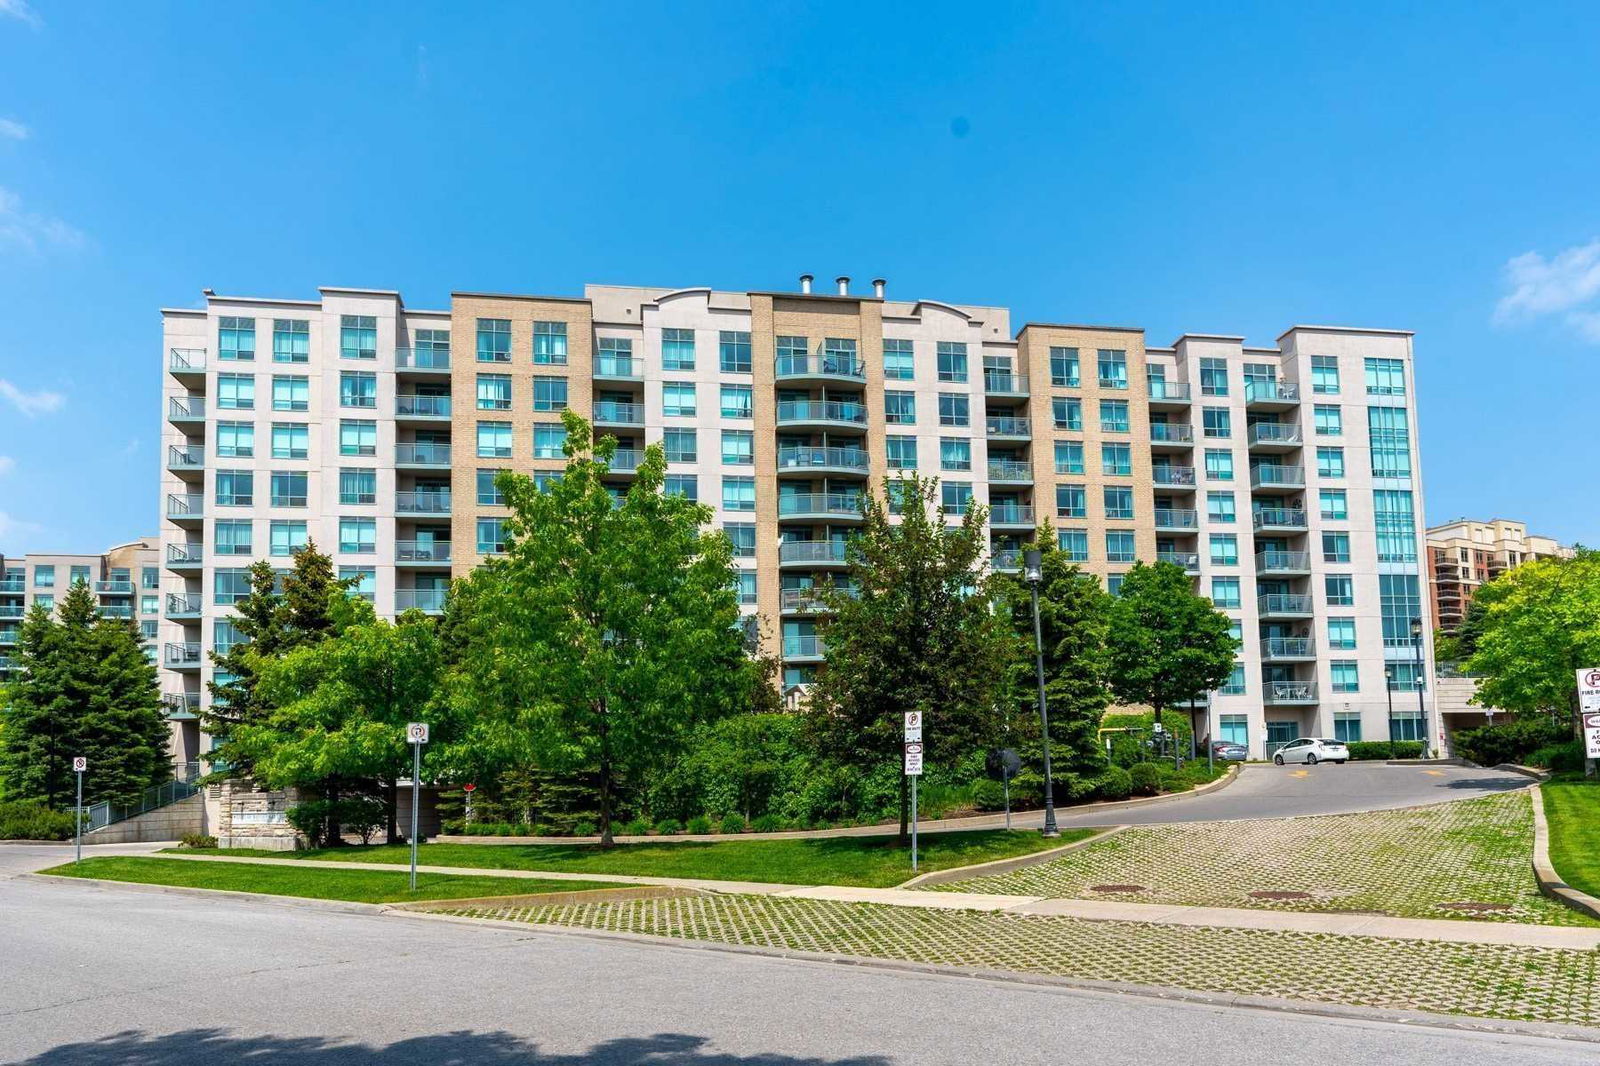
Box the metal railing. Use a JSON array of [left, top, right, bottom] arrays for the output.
[[1261, 637, 1316, 660], [1436, 661, 1484, 679], [94, 580, 134, 594], [594, 400, 645, 424], [991, 550, 1022, 570], [780, 541, 849, 564], [989, 505, 1035, 525], [986, 416, 1031, 437], [396, 541, 452, 564], [594, 355, 641, 378], [397, 442, 451, 465], [396, 588, 447, 612], [983, 371, 1029, 394], [1264, 680, 1318, 703], [1150, 423, 1194, 444], [168, 396, 206, 420], [1153, 466, 1196, 487], [779, 588, 854, 612], [98, 605, 134, 619], [84, 765, 203, 833], [161, 692, 200, 715], [0, 577, 24, 592], [0, 604, 25, 620], [1248, 422, 1302, 447], [609, 448, 641, 473], [396, 347, 451, 370], [397, 394, 452, 418], [169, 348, 207, 373], [777, 446, 870, 472], [1252, 507, 1308, 530], [166, 493, 204, 518], [1245, 380, 1300, 405], [164, 642, 203, 667], [1156, 551, 1200, 571], [1250, 464, 1305, 489], [167, 445, 204, 469], [778, 493, 864, 518], [775, 354, 865, 379], [167, 544, 202, 566], [1256, 550, 1310, 571], [1154, 508, 1198, 529], [397, 490, 452, 514], [1258, 594, 1315, 616], [783, 634, 826, 658], [1147, 379, 1191, 401], [776, 399, 868, 425], [988, 460, 1032, 481]]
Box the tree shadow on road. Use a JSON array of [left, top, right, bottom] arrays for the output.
[[10, 1029, 893, 1066]]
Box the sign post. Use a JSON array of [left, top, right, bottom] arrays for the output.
[[72, 756, 87, 864], [1578, 669, 1600, 779], [405, 723, 429, 891], [904, 712, 923, 872]]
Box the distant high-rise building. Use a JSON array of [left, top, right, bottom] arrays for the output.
[[1425, 517, 1574, 633], [0, 536, 162, 675]]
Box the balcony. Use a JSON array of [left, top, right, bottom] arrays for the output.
[[1256, 550, 1311, 575], [989, 505, 1036, 529], [0, 577, 24, 592], [1154, 508, 1198, 532], [594, 355, 642, 381], [779, 588, 846, 615], [985, 416, 1031, 440], [1147, 379, 1191, 408], [396, 588, 447, 613], [777, 445, 870, 476], [396, 541, 452, 566], [778, 493, 865, 521], [166, 592, 203, 619], [988, 460, 1033, 484], [164, 642, 203, 670], [94, 580, 134, 595], [594, 400, 646, 427], [0, 655, 16, 672], [97, 604, 134, 619], [396, 347, 451, 372], [1156, 551, 1200, 574], [1261, 637, 1317, 662], [774, 353, 866, 385], [169, 348, 207, 377], [1257, 594, 1315, 619], [776, 399, 868, 430], [1264, 680, 1319, 704], [782, 634, 827, 661], [1250, 464, 1305, 493], [1149, 423, 1194, 450], [608, 448, 642, 474], [983, 371, 1029, 398], [779, 541, 850, 568], [167, 396, 206, 425], [0, 604, 24, 620], [166, 493, 204, 525], [1153, 466, 1197, 489], [166, 543, 203, 571], [396, 490, 452, 516], [162, 692, 201, 719], [1252, 507, 1308, 533], [1244, 380, 1300, 410], [167, 445, 205, 477], [396, 394, 452, 420], [1247, 422, 1303, 451], [991, 549, 1022, 572], [396, 442, 452, 468]]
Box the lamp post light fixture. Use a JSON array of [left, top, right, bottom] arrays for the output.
[[1023, 549, 1060, 838], [1411, 617, 1428, 758]]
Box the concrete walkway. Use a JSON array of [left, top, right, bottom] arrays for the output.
[[148, 851, 1600, 951]]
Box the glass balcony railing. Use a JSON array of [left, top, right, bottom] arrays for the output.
[[778, 493, 864, 518], [1265, 680, 1318, 703], [167, 445, 204, 469], [985, 416, 1031, 437], [1252, 508, 1308, 530], [1261, 637, 1316, 660], [396, 490, 451, 514], [1245, 380, 1300, 405], [991, 549, 1022, 571], [594, 401, 645, 424], [1150, 423, 1194, 444], [1154, 508, 1198, 529], [1258, 594, 1315, 616], [779, 541, 849, 565], [396, 347, 451, 370], [594, 355, 642, 379], [1153, 466, 1197, 487], [982, 371, 1029, 395], [396, 588, 447, 612], [1247, 422, 1302, 447], [1147, 379, 1191, 402], [397, 394, 452, 418], [776, 400, 867, 425], [1156, 551, 1200, 571], [1250, 464, 1305, 489], [167, 592, 202, 616], [989, 505, 1035, 525], [94, 580, 134, 594], [397, 442, 451, 465], [163, 642, 203, 667], [396, 541, 452, 564], [775, 354, 865, 380], [167, 543, 202, 566], [169, 348, 207, 373], [777, 446, 870, 472], [166, 493, 204, 518], [987, 460, 1033, 481], [168, 396, 206, 421], [783, 634, 826, 658], [1256, 550, 1311, 571]]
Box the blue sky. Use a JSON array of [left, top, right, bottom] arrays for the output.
[[1, 1, 1597, 554]]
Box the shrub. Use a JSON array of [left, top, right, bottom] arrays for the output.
[[1129, 762, 1164, 797], [654, 818, 683, 836], [1061, 774, 1101, 803], [1453, 716, 1570, 767], [971, 778, 1007, 811], [179, 833, 218, 849], [685, 815, 713, 835], [0, 801, 79, 841], [1097, 766, 1133, 801], [1527, 741, 1586, 773], [617, 817, 651, 837], [1157, 768, 1189, 793], [340, 796, 388, 845], [750, 813, 785, 834], [1007, 771, 1045, 808], [1345, 740, 1426, 761], [718, 813, 747, 835], [571, 819, 596, 837]]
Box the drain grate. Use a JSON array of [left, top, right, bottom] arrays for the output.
[[1249, 890, 1314, 901]]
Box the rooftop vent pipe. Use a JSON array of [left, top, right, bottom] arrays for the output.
[[872, 278, 886, 298], [836, 275, 850, 296], [799, 274, 813, 295]]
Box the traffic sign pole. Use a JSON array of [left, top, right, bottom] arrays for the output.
[[910, 774, 918, 872], [74, 761, 84, 864], [903, 713, 924, 872], [406, 723, 429, 892], [1578, 669, 1600, 780]]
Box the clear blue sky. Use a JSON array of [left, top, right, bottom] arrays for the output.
[[1, 1, 1597, 554]]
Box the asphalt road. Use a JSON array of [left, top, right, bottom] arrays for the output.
[[1, 863, 1593, 1064]]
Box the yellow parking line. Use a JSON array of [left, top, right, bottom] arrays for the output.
[[1290, 770, 1310, 779], [1420, 769, 1445, 776]]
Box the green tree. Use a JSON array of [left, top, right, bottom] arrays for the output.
[[1106, 561, 1238, 749], [447, 411, 751, 845], [806, 474, 1010, 840], [1467, 549, 1600, 720], [0, 582, 168, 809]]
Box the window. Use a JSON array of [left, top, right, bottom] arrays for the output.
[[1316, 446, 1345, 478], [662, 327, 696, 370], [1325, 575, 1354, 606], [338, 517, 376, 554], [32, 564, 55, 587], [941, 481, 973, 515], [1204, 449, 1234, 480], [270, 471, 307, 507], [1368, 406, 1411, 477], [1220, 666, 1247, 696], [272, 319, 309, 363], [1097, 349, 1127, 389], [1105, 531, 1136, 563], [476, 469, 506, 506], [722, 430, 753, 465], [214, 569, 251, 605], [718, 330, 752, 373], [340, 315, 376, 359], [883, 338, 914, 380], [339, 567, 376, 601], [339, 371, 376, 408], [477, 519, 507, 555], [1058, 529, 1089, 561], [722, 476, 756, 512], [936, 341, 968, 383], [938, 393, 969, 427], [476, 374, 511, 410], [664, 428, 698, 463], [1310, 355, 1340, 394], [1103, 486, 1134, 520], [1199, 357, 1229, 396], [1319, 489, 1348, 520], [736, 570, 758, 605], [476, 422, 512, 458], [1197, 406, 1228, 438], [1388, 663, 1426, 695], [883, 390, 916, 424], [476, 318, 511, 362], [269, 520, 308, 557], [886, 435, 917, 469], [1313, 404, 1342, 436], [1219, 715, 1248, 744], [1049, 347, 1080, 387], [1101, 443, 1131, 475], [724, 523, 756, 558], [1100, 400, 1130, 433], [1210, 577, 1241, 609], [215, 470, 253, 506], [532, 376, 568, 412], [339, 419, 377, 456], [215, 520, 252, 556], [219, 316, 255, 361], [662, 382, 696, 417], [1052, 398, 1082, 430], [939, 438, 971, 471], [597, 336, 634, 376], [1054, 441, 1085, 475], [271, 423, 309, 460], [1322, 532, 1351, 563], [1333, 703, 1361, 733], [141, 566, 159, 590], [414, 328, 450, 359], [1056, 484, 1086, 518], [1209, 533, 1238, 565], [664, 474, 698, 501], [217, 373, 254, 410], [1364, 357, 1406, 395], [533, 321, 568, 365], [1207, 491, 1236, 522], [216, 421, 254, 458], [533, 423, 566, 459], [1380, 573, 1423, 648], [272, 375, 309, 412], [720, 384, 753, 419], [1327, 617, 1357, 650], [1374, 489, 1417, 562], [339, 467, 376, 505], [72, 565, 92, 587]]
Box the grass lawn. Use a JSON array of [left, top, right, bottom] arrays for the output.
[[1542, 778, 1600, 899], [42, 857, 626, 904], [169, 828, 1096, 888]]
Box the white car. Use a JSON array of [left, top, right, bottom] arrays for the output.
[[1273, 737, 1349, 765]]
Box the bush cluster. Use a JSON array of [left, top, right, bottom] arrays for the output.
[[0, 800, 78, 841], [287, 796, 388, 847], [1453, 717, 1571, 767], [1527, 740, 1586, 773], [1345, 740, 1425, 761], [179, 833, 218, 849]]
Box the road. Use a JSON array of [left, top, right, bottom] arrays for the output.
[[1, 857, 1592, 1064]]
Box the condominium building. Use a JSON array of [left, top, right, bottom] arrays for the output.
[[1426, 517, 1574, 632], [0, 537, 162, 675], [160, 278, 1434, 759]]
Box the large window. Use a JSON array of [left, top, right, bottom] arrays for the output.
[[1096, 349, 1127, 389], [664, 428, 698, 463], [937, 393, 969, 427], [340, 568, 376, 601], [722, 476, 756, 512], [1101, 443, 1131, 476], [1202, 406, 1231, 438], [1364, 357, 1406, 396], [532, 423, 566, 458], [339, 371, 377, 408], [1380, 574, 1423, 648], [217, 373, 254, 410], [1199, 357, 1228, 396], [939, 437, 971, 471], [1049, 347, 1080, 387], [1056, 484, 1086, 518], [1327, 617, 1357, 650], [1313, 403, 1342, 436], [882, 390, 915, 424], [722, 429, 753, 466], [219, 316, 255, 361], [1219, 715, 1248, 745], [737, 570, 758, 605], [1209, 533, 1238, 565], [662, 382, 696, 417], [1105, 531, 1136, 563], [1204, 449, 1233, 480], [339, 467, 376, 505], [1052, 397, 1082, 430], [476, 469, 506, 506], [597, 336, 633, 376], [476, 318, 511, 362], [720, 330, 752, 373], [721, 384, 753, 419], [1220, 666, 1247, 696], [724, 523, 756, 558], [936, 342, 968, 383], [477, 519, 507, 555], [1207, 491, 1235, 522], [1103, 486, 1134, 520], [662, 327, 696, 371], [272, 375, 309, 412], [215, 521, 252, 555], [339, 419, 377, 456], [477, 374, 511, 411], [1325, 575, 1354, 606], [338, 517, 377, 554], [270, 520, 308, 557], [1374, 489, 1417, 562], [272, 319, 309, 363], [215, 470, 253, 506], [1101, 400, 1131, 434], [886, 435, 917, 469], [1316, 446, 1345, 478], [214, 569, 251, 605], [883, 338, 914, 380], [533, 321, 568, 365], [1319, 489, 1348, 521], [532, 376, 568, 412], [1210, 577, 1241, 609], [216, 421, 254, 458], [1054, 441, 1084, 475], [1322, 531, 1351, 563], [1058, 529, 1089, 562], [270, 471, 307, 507], [664, 474, 698, 501], [941, 481, 973, 515], [1368, 406, 1412, 477], [339, 315, 376, 360], [271, 423, 309, 460], [1310, 355, 1340, 394]]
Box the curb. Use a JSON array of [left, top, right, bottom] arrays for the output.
[[1492, 763, 1551, 781], [896, 826, 1128, 889], [394, 884, 703, 912], [1528, 784, 1600, 921]]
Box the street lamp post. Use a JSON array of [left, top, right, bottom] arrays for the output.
[[1384, 665, 1396, 751], [1023, 549, 1059, 838], [1411, 618, 1428, 758]]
